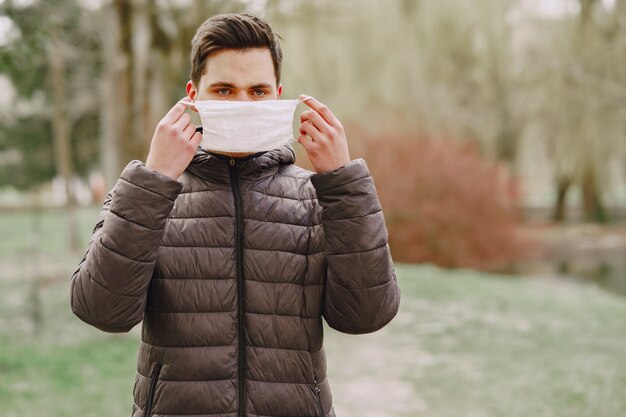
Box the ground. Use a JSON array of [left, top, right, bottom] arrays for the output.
[[1, 208, 625, 416]]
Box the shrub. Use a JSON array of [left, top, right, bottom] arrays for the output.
[[347, 124, 531, 272]]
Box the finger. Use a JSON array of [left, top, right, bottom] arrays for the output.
[[173, 112, 192, 132], [297, 133, 317, 153], [181, 122, 196, 141], [300, 110, 331, 134], [162, 101, 188, 125], [190, 131, 203, 148], [299, 120, 324, 142], [177, 97, 200, 112], [299, 94, 340, 127]]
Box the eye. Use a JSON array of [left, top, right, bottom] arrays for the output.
[[252, 89, 266, 96], [217, 88, 230, 95]]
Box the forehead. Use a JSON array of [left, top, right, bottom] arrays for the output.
[[201, 47, 276, 87]]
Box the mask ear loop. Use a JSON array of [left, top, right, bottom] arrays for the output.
[[298, 95, 314, 104], [176, 97, 201, 133], [177, 97, 198, 112]]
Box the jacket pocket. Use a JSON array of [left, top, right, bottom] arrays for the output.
[[145, 361, 162, 417], [307, 351, 324, 417], [312, 378, 324, 417]]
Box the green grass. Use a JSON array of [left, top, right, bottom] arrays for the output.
[[324, 264, 626, 417], [0, 334, 137, 417], [0, 206, 100, 256], [1, 208, 626, 416]]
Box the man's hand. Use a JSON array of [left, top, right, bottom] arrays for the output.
[[297, 95, 351, 173], [145, 100, 203, 180]]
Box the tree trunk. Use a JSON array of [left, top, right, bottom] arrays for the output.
[[48, 25, 79, 251], [552, 175, 572, 223], [581, 163, 608, 222]]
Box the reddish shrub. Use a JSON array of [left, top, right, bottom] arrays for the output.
[[346, 124, 531, 272]]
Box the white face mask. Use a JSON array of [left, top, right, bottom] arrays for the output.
[[178, 96, 311, 153]]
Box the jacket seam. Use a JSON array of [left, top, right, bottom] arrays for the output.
[[247, 247, 325, 256], [326, 241, 387, 256], [152, 276, 324, 287], [145, 309, 236, 315], [247, 343, 310, 352], [109, 207, 161, 231], [98, 235, 154, 264], [248, 414, 324, 417], [249, 188, 317, 202], [159, 244, 234, 249], [167, 215, 232, 220], [246, 311, 320, 319], [140, 342, 235, 348], [151, 276, 234, 280], [85, 267, 141, 298], [119, 177, 178, 202], [157, 245, 325, 257], [244, 279, 323, 287], [246, 376, 327, 385], [137, 373, 233, 382], [245, 217, 321, 228], [312, 173, 370, 193], [167, 215, 323, 228], [174, 186, 317, 201], [273, 173, 312, 181], [133, 402, 235, 416], [321, 208, 382, 222], [328, 276, 392, 292], [178, 188, 231, 195]]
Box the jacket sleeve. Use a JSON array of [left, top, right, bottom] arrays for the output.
[[309, 158, 401, 335], [69, 160, 183, 333]]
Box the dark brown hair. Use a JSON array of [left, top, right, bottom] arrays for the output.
[[190, 13, 283, 88]]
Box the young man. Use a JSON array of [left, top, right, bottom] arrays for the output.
[[70, 12, 400, 417]]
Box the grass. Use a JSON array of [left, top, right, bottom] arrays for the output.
[[0, 334, 137, 417], [326, 264, 626, 417], [1, 208, 626, 416], [0, 206, 99, 256]]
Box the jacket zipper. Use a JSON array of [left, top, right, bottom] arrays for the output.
[[314, 379, 324, 417], [229, 158, 247, 417], [145, 361, 162, 417]]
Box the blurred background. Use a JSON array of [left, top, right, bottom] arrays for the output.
[[0, 0, 625, 416]]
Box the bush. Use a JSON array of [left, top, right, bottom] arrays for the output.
[[347, 125, 531, 272]]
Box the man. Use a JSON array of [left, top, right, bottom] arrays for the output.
[[70, 12, 400, 417]]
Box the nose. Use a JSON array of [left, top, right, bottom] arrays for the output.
[[232, 91, 251, 102]]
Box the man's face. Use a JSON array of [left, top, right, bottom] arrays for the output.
[[186, 47, 282, 102]]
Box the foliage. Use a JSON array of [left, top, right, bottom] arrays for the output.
[[348, 122, 531, 271], [0, 0, 101, 190], [0, 0, 624, 216]]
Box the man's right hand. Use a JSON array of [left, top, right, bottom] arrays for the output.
[[145, 100, 203, 180]]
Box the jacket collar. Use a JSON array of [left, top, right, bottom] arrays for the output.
[[186, 144, 296, 183]]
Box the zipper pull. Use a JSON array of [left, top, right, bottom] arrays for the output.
[[314, 379, 321, 393], [229, 158, 235, 166]]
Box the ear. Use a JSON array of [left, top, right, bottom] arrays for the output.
[[276, 83, 283, 99], [186, 80, 197, 100]]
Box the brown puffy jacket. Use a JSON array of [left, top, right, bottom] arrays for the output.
[[70, 143, 401, 417]]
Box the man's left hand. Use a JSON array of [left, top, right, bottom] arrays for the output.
[[297, 95, 351, 173]]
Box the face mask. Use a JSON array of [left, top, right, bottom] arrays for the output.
[[178, 96, 311, 153]]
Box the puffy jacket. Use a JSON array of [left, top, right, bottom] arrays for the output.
[[69, 143, 401, 417]]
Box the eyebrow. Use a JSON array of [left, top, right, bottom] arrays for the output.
[[208, 82, 274, 89]]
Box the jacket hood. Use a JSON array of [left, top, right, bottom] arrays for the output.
[[185, 143, 296, 182]]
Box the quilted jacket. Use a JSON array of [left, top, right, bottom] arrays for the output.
[[70, 143, 401, 417]]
